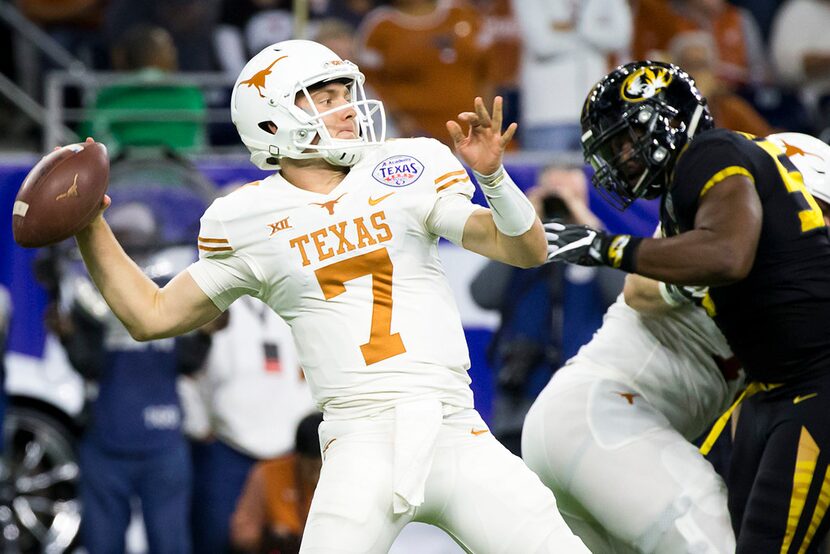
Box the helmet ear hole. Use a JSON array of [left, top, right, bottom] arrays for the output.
[[258, 121, 278, 135]]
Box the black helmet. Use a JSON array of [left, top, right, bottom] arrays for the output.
[[580, 61, 713, 209]]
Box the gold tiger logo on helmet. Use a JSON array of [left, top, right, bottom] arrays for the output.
[[620, 66, 674, 103]]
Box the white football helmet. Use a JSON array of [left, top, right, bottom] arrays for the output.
[[231, 39, 386, 169], [767, 132, 830, 204]]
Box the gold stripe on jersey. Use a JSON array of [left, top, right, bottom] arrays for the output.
[[782, 427, 819, 554], [436, 175, 471, 193], [798, 465, 830, 554], [435, 169, 467, 184], [435, 169, 470, 192], [699, 166, 754, 198], [198, 236, 232, 252]]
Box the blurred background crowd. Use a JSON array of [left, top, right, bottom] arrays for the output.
[[0, 0, 826, 552], [4, 0, 829, 157]]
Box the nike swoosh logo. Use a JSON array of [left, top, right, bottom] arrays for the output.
[[794, 393, 818, 405], [368, 192, 395, 206], [470, 428, 489, 436]]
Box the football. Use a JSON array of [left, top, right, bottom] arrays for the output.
[[13, 140, 109, 248]]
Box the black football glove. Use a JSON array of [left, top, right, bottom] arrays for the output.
[[544, 220, 641, 271]]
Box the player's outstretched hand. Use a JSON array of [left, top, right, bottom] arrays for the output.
[[544, 220, 605, 265], [545, 219, 642, 271], [446, 96, 517, 176]]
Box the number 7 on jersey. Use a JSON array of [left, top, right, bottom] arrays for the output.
[[314, 248, 406, 365]]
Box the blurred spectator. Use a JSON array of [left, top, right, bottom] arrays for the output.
[[469, 165, 622, 454], [630, 0, 679, 60], [770, 0, 830, 137], [213, 0, 293, 77], [312, 17, 357, 60], [83, 24, 206, 154], [104, 0, 222, 72], [728, 0, 786, 45], [230, 411, 324, 554], [632, 0, 769, 89], [15, 0, 109, 68], [312, 17, 400, 138], [477, 0, 522, 146], [511, 0, 631, 152], [356, 0, 490, 145], [51, 203, 200, 554], [311, 0, 377, 28], [9, 0, 109, 149], [668, 30, 775, 135], [180, 294, 314, 554]]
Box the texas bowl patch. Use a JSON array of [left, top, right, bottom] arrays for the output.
[[372, 155, 424, 187]]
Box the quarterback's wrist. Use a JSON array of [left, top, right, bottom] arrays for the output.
[[473, 166, 537, 237], [472, 165, 505, 185], [600, 234, 642, 272]]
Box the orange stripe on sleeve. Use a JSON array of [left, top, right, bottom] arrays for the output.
[[436, 176, 471, 192], [198, 237, 230, 244], [198, 245, 233, 252], [434, 169, 468, 184]]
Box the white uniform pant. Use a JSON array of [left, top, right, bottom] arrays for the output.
[[300, 407, 589, 553], [521, 368, 735, 554]]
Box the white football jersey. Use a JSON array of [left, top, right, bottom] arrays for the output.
[[570, 295, 744, 439], [187, 138, 480, 419]]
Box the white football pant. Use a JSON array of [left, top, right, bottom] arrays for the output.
[[300, 408, 589, 553], [522, 368, 735, 554]]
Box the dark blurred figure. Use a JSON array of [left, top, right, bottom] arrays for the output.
[[49, 203, 206, 554], [0, 285, 10, 450], [312, 0, 376, 28], [213, 0, 292, 77], [16, 0, 109, 68], [632, 0, 768, 89], [82, 24, 207, 154], [470, 166, 622, 455], [668, 30, 775, 135], [729, 0, 786, 45], [104, 0, 221, 71], [230, 412, 324, 554], [770, 0, 830, 138]]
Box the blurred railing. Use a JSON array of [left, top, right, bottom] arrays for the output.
[[42, 70, 236, 152], [0, 0, 314, 155]]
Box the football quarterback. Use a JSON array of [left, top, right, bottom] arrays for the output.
[[72, 39, 589, 553]]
